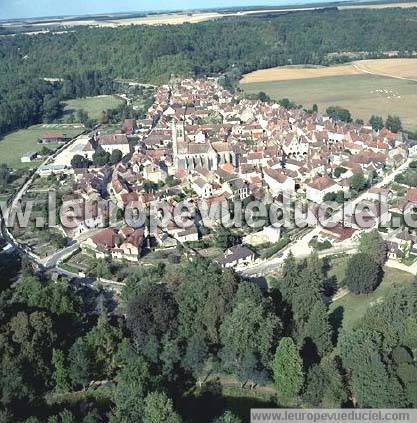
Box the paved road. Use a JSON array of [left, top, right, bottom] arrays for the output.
[[40, 225, 109, 268], [240, 157, 412, 277], [385, 258, 417, 275], [1, 129, 94, 271]]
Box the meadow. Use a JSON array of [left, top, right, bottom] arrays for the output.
[[328, 256, 415, 332], [0, 124, 83, 169], [63, 95, 124, 121]]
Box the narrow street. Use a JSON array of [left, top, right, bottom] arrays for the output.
[[240, 157, 412, 277]]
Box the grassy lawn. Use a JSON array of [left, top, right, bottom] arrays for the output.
[[325, 254, 349, 286], [329, 264, 415, 332], [0, 194, 10, 203], [58, 262, 80, 274], [221, 386, 277, 420], [0, 124, 83, 169], [181, 383, 276, 422], [63, 95, 124, 120], [241, 74, 417, 131], [198, 246, 223, 259]]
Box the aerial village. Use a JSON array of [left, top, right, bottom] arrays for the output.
[[10, 78, 417, 279]]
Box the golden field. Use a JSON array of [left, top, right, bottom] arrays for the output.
[[353, 58, 417, 80], [340, 1, 417, 10], [240, 59, 417, 84], [30, 12, 226, 28], [240, 64, 361, 84], [3, 3, 414, 31]]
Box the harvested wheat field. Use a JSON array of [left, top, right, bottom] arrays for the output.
[[240, 59, 417, 84], [340, 1, 417, 10], [353, 59, 417, 81], [31, 12, 226, 28], [240, 64, 361, 83]]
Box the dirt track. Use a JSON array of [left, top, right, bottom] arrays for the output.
[[240, 58, 417, 84]]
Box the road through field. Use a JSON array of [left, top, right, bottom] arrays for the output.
[[241, 59, 417, 84], [353, 59, 417, 82]]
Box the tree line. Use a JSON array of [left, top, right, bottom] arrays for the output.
[[2, 9, 417, 84], [1, 229, 416, 421]]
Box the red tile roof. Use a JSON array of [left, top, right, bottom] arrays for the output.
[[92, 228, 118, 249], [307, 176, 336, 191]]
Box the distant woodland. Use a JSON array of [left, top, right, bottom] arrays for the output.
[[1, 8, 417, 135]]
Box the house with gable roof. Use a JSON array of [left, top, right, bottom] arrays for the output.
[[263, 167, 295, 196], [306, 176, 341, 203]]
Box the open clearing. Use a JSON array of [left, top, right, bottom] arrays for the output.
[[0, 124, 83, 169], [329, 260, 414, 332], [353, 58, 417, 80], [63, 95, 124, 121], [241, 64, 362, 83], [241, 59, 417, 130], [240, 59, 417, 83]]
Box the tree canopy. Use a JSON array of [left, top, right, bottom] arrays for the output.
[[345, 253, 382, 294], [272, 337, 304, 403]]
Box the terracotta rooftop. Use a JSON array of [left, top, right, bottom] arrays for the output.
[[91, 228, 118, 249], [307, 176, 336, 191]]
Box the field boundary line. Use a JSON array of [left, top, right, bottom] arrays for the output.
[[353, 61, 417, 82]]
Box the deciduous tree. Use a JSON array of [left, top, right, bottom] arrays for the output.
[[143, 391, 181, 423], [51, 349, 70, 392], [113, 356, 156, 422], [182, 334, 208, 386], [127, 282, 177, 362], [176, 258, 237, 344], [350, 172, 367, 192], [385, 115, 402, 133], [220, 283, 280, 384], [369, 115, 384, 131]]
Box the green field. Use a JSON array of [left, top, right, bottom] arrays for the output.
[[329, 260, 415, 332], [0, 124, 83, 169], [241, 74, 417, 130], [64, 95, 124, 120]]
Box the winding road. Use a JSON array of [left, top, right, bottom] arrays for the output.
[[239, 156, 413, 277]]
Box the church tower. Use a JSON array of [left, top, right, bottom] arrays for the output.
[[171, 120, 185, 168]]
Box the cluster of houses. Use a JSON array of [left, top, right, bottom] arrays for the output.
[[50, 77, 416, 267], [81, 226, 146, 262]]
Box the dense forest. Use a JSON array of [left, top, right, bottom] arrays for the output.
[[1, 8, 417, 136], [1, 232, 416, 421], [2, 9, 417, 82]]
